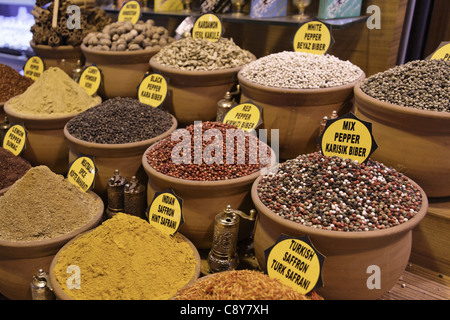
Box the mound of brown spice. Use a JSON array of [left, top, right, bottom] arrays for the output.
[[174, 270, 323, 300], [0, 165, 102, 242], [0, 147, 31, 190], [0, 64, 34, 103]]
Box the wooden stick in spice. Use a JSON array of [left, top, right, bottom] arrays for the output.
[[52, 0, 59, 28]]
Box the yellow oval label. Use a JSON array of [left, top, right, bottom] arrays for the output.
[[192, 13, 223, 42], [430, 43, 450, 61], [78, 65, 102, 96], [23, 56, 44, 81], [266, 236, 324, 295], [2, 124, 27, 156], [138, 73, 168, 108], [67, 156, 97, 192], [293, 20, 332, 55], [147, 189, 183, 236], [118, 0, 141, 25], [319, 113, 377, 164], [222, 102, 262, 132]]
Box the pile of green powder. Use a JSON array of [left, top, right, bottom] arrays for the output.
[[6, 67, 99, 116], [0, 166, 102, 242]]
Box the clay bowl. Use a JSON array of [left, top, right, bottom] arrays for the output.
[[354, 84, 450, 197], [3, 97, 101, 174], [30, 42, 83, 76], [0, 191, 104, 300], [237, 72, 366, 161], [149, 56, 255, 126], [251, 175, 428, 300], [142, 142, 275, 249], [81, 44, 160, 99], [64, 115, 178, 199], [49, 230, 201, 300]]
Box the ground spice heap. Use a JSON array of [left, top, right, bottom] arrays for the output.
[[360, 59, 449, 112], [0, 64, 34, 103], [257, 152, 422, 231], [6, 67, 99, 116], [66, 97, 173, 144], [240, 51, 364, 89], [53, 213, 198, 300], [0, 166, 101, 242], [152, 37, 254, 71], [0, 147, 31, 190], [146, 121, 272, 181], [174, 270, 323, 300]]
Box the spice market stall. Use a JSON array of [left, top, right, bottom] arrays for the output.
[[0, 0, 448, 302]]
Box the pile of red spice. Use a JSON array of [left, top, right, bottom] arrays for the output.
[[0, 147, 31, 190], [0, 64, 34, 103]]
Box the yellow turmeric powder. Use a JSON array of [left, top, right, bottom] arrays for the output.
[[53, 213, 198, 300]]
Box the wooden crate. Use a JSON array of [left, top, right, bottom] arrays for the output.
[[411, 197, 450, 276]]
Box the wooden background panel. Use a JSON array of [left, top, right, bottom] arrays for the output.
[[222, 0, 409, 76], [120, 0, 409, 77], [424, 0, 450, 57]]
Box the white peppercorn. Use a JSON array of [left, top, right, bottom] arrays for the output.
[[240, 51, 364, 89]]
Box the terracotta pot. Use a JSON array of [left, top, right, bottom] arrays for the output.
[[149, 56, 255, 126], [251, 175, 428, 300], [354, 84, 450, 198], [0, 191, 104, 300], [81, 44, 160, 99], [3, 97, 101, 174], [237, 73, 366, 160], [49, 230, 201, 300], [64, 115, 178, 199], [141, 143, 274, 249], [30, 42, 83, 76]]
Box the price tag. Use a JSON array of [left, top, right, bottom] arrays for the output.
[[265, 235, 325, 295], [23, 56, 44, 81], [138, 73, 168, 108], [428, 42, 450, 61], [222, 101, 262, 132], [118, 0, 141, 25], [67, 156, 97, 192], [147, 189, 183, 236], [2, 124, 27, 156], [192, 13, 223, 42], [293, 20, 333, 55], [77, 65, 102, 96], [318, 112, 377, 164]]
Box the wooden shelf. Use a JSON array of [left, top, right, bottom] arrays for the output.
[[103, 6, 369, 30]]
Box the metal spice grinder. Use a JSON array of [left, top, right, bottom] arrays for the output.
[[216, 91, 237, 122], [124, 176, 146, 219], [106, 169, 127, 219], [0, 116, 10, 142], [30, 269, 55, 300], [207, 205, 257, 273]]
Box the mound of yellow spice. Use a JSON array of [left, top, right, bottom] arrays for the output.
[[53, 213, 198, 300]]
